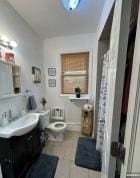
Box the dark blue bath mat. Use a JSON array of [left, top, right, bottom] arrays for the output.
[[75, 137, 101, 172], [26, 154, 59, 178]]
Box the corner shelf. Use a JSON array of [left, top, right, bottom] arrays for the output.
[[69, 95, 90, 102], [0, 93, 22, 99]]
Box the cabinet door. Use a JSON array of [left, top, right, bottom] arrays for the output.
[[10, 137, 27, 178], [0, 139, 15, 178], [0, 127, 42, 178], [32, 128, 42, 156], [26, 134, 33, 159], [26, 127, 41, 159]]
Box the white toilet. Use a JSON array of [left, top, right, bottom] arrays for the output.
[[48, 122, 67, 133], [39, 110, 67, 141]]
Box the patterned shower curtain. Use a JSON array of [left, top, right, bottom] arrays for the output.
[[96, 51, 110, 152]]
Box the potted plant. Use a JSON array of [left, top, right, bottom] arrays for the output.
[[40, 97, 47, 110], [75, 87, 81, 98]]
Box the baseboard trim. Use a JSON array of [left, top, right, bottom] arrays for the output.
[[66, 122, 81, 132]]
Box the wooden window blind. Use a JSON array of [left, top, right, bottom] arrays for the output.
[[61, 52, 89, 94]]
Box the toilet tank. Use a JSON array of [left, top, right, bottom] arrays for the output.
[[51, 107, 65, 121], [39, 110, 50, 129]]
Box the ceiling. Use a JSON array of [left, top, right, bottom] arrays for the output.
[[8, 0, 105, 39]]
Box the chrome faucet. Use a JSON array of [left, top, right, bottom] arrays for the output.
[[8, 109, 13, 122]]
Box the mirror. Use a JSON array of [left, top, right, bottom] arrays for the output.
[[0, 60, 21, 97]]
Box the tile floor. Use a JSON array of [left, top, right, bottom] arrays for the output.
[[42, 131, 101, 178]]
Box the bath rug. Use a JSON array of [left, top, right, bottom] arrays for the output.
[[26, 154, 59, 178], [75, 137, 101, 172]]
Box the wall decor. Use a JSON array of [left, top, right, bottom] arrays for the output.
[[48, 79, 56, 87], [32, 66, 41, 83], [48, 68, 56, 76], [5, 53, 15, 64]]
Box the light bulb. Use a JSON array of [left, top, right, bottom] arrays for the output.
[[69, 0, 80, 10], [10, 41, 18, 48], [0, 35, 9, 42], [62, 0, 80, 11]]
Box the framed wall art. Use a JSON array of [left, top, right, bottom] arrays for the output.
[[48, 68, 56, 76], [32, 66, 41, 83], [48, 79, 56, 87]]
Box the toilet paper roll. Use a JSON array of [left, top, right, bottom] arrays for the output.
[[83, 104, 93, 111]]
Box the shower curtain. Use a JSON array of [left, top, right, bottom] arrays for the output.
[[96, 51, 110, 152]]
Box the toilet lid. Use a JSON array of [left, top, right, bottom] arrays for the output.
[[48, 122, 67, 131]]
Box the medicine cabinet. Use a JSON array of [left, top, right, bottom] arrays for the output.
[[0, 60, 21, 98]]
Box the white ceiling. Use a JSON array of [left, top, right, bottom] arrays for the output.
[[8, 0, 105, 39]]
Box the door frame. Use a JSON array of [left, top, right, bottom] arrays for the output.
[[121, 1, 140, 176], [107, 0, 132, 177], [95, 0, 133, 177]]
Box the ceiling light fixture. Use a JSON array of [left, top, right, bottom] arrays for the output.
[[62, 0, 81, 11]]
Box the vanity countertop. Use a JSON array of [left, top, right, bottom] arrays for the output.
[[0, 113, 39, 138]]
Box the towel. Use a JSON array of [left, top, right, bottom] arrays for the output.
[[27, 95, 37, 110]]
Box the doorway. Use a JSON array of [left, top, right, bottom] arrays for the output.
[[116, 0, 139, 177], [95, 0, 140, 177]]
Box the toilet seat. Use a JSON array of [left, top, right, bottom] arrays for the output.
[[48, 122, 67, 133]]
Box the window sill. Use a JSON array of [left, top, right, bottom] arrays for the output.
[[60, 94, 74, 97], [69, 95, 90, 101], [60, 94, 90, 102]]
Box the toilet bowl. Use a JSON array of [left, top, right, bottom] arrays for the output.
[[48, 122, 67, 133], [38, 110, 67, 141]]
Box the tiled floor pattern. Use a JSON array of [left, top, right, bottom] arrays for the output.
[[43, 131, 101, 178]]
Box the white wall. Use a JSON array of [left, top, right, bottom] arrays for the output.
[[44, 33, 97, 131], [0, 0, 45, 116]]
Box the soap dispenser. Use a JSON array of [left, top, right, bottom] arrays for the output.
[[0, 112, 8, 127]]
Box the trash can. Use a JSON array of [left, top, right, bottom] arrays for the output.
[[81, 104, 93, 136]]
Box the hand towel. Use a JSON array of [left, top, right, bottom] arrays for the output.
[[27, 95, 37, 110]]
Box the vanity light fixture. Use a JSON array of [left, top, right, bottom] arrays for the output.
[[0, 35, 18, 50], [62, 0, 81, 11], [0, 35, 9, 42], [10, 41, 18, 48]]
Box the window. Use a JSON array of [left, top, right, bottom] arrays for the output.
[[61, 52, 89, 94]]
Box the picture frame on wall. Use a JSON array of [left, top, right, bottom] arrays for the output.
[[48, 79, 56, 87], [48, 68, 56, 76], [32, 66, 41, 83]]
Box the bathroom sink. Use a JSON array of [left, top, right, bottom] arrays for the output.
[[0, 113, 40, 138]]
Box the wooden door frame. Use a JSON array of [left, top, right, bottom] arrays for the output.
[[107, 0, 133, 177], [121, 1, 140, 176], [94, 1, 132, 176], [105, 0, 133, 177]]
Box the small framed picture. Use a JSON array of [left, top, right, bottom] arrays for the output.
[[48, 79, 56, 87], [32, 67, 41, 83], [48, 68, 56, 76], [5, 53, 15, 64]]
